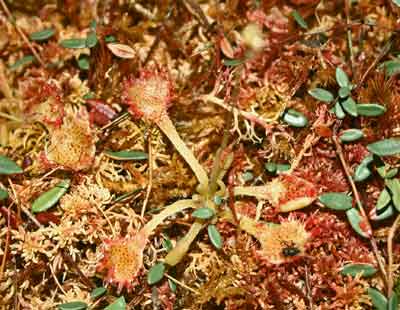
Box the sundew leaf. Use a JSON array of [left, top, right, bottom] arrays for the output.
[[308, 88, 334, 102], [0, 187, 8, 200], [60, 38, 87, 49], [341, 97, 358, 117], [147, 263, 165, 285], [104, 150, 148, 160], [388, 293, 399, 310], [319, 192, 352, 210], [367, 288, 387, 310], [341, 263, 377, 277], [9, 55, 35, 71], [90, 287, 107, 300], [192, 207, 215, 219], [336, 67, 350, 87], [104, 297, 126, 310], [0, 155, 23, 175], [291, 10, 308, 29], [339, 129, 364, 142], [207, 224, 223, 249], [367, 138, 400, 156], [29, 28, 55, 41], [356, 103, 386, 116], [346, 208, 370, 238], [58, 301, 87, 310], [385, 179, 400, 212], [282, 109, 308, 127], [376, 188, 391, 210], [31, 180, 71, 213]]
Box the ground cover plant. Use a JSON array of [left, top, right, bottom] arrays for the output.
[[2, 0, 400, 309]]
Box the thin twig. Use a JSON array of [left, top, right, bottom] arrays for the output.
[[0, 0, 45, 67], [49, 263, 66, 294], [165, 273, 199, 294], [344, 0, 354, 73], [387, 214, 400, 296], [141, 133, 153, 217], [332, 133, 388, 287], [0, 205, 11, 281], [305, 265, 313, 310]]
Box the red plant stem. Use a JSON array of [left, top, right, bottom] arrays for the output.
[[387, 214, 400, 296], [332, 134, 388, 287]]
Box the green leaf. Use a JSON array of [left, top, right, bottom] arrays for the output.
[[381, 59, 400, 76], [104, 150, 148, 160], [319, 192, 353, 210], [223, 58, 245, 67], [265, 162, 277, 173], [291, 10, 308, 29], [90, 20, 97, 30], [0, 187, 8, 200], [58, 301, 87, 310], [168, 278, 177, 292], [334, 102, 346, 119], [31, 180, 71, 213], [163, 238, 173, 252], [336, 67, 350, 87], [367, 288, 387, 310], [242, 171, 254, 181], [377, 166, 398, 179], [385, 179, 400, 212], [371, 204, 395, 221], [342, 97, 358, 117], [60, 38, 87, 49], [86, 31, 98, 48], [29, 28, 55, 41], [367, 138, 400, 156], [341, 263, 377, 277], [338, 86, 351, 98], [276, 163, 291, 173], [147, 263, 165, 285], [213, 195, 223, 205], [9, 55, 35, 71], [105, 35, 116, 43], [282, 109, 308, 127], [353, 164, 371, 182], [192, 207, 215, 219], [356, 103, 386, 116], [346, 208, 370, 238], [0, 155, 23, 175], [90, 287, 107, 300], [389, 293, 399, 310], [83, 92, 95, 100], [77, 56, 90, 70], [361, 154, 374, 166], [104, 297, 126, 310], [376, 188, 391, 210], [207, 224, 223, 249], [339, 129, 364, 142], [308, 88, 334, 102]]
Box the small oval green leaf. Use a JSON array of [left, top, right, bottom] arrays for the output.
[[104, 150, 148, 160], [341, 263, 377, 278], [339, 86, 351, 98], [368, 288, 387, 310], [105, 35, 117, 43], [104, 297, 126, 310], [308, 88, 334, 102], [276, 163, 291, 173], [381, 59, 400, 76], [192, 207, 215, 219], [389, 293, 399, 310], [168, 278, 177, 292], [90, 287, 107, 300], [334, 102, 346, 119], [0, 187, 8, 200], [265, 162, 277, 173], [377, 165, 398, 179], [9, 55, 35, 71], [367, 138, 400, 156], [29, 28, 55, 41], [291, 10, 308, 29], [60, 38, 87, 49], [77, 56, 90, 70], [342, 97, 358, 117], [208, 224, 223, 249], [385, 179, 400, 212], [353, 164, 371, 182], [339, 129, 364, 143], [336, 67, 350, 88], [376, 188, 391, 210], [371, 204, 394, 221], [58, 301, 87, 310], [147, 263, 165, 285], [282, 109, 308, 127], [86, 31, 98, 48], [0, 155, 23, 175], [356, 103, 386, 116], [346, 208, 370, 238], [163, 238, 173, 252], [31, 180, 71, 213], [319, 192, 353, 210], [223, 58, 245, 67]]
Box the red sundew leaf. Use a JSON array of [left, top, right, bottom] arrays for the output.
[[87, 99, 117, 126], [35, 211, 61, 225], [107, 43, 136, 59]]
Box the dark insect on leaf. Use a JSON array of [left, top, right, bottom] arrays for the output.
[[282, 246, 300, 257]]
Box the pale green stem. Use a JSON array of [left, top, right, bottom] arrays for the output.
[[158, 116, 209, 188], [233, 185, 269, 200]]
